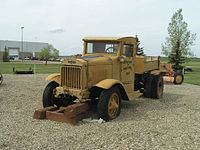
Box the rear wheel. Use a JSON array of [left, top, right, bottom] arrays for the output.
[[144, 75, 153, 98], [151, 75, 164, 99], [97, 86, 121, 121], [43, 81, 62, 108], [173, 72, 184, 84]]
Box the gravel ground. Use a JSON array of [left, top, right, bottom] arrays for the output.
[[0, 74, 200, 150]]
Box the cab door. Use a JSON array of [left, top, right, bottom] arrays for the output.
[[120, 44, 135, 99]]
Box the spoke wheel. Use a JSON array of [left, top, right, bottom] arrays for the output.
[[108, 93, 119, 119], [98, 86, 121, 121]]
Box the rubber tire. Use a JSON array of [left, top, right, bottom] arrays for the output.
[[97, 86, 121, 121], [43, 81, 59, 108], [151, 75, 164, 99], [144, 76, 153, 98], [173, 72, 184, 84], [0, 73, 3, 85]]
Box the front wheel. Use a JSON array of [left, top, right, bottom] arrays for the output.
[[43, 81, 62, 108], [97, 86, 121, 121], [173, 72, 184, 84]]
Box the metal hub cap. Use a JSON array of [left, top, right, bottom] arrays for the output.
[[176, 75, 182, 83], [108, 93, 119, 119]]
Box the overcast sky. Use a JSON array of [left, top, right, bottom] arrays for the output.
[[0, 0, 199, 57]]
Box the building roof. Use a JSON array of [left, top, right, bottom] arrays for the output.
[[0, 40, 48, 44]]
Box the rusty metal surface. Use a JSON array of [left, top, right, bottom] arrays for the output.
[[163, 76, 174, 83], [151, 62, 175, 84]]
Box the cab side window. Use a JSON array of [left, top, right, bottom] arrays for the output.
[[123, 44, 133, 57]]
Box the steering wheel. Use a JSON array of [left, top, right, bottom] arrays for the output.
[[105, 47, 115, 53]]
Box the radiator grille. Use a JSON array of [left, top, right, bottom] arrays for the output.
[[61, 66, 82, 89]]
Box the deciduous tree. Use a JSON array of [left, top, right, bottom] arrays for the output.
[[161, 9, 196, 71], [39, 45, 59, 65]]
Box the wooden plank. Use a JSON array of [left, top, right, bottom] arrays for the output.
[[46, 110, 88, 125], [46, 111, 77, 125], [45, 103, 89, 125], [34, 103, 89, 125], [64, 103, 89, 117], [33, 106, 57, 119]]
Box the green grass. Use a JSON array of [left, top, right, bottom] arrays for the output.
[[184, 66, 200, 85], [0, 61, 60, 74], [160, 57, 200, 86]]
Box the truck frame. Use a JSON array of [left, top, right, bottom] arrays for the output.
[[42, 36, 163, 121]]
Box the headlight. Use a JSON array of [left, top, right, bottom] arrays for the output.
[[119, 57, 125, 62]]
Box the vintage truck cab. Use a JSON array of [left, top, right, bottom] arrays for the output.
[[43, 37, 163, 121]]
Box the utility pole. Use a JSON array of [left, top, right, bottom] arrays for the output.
[[21, 26, 24, 61]]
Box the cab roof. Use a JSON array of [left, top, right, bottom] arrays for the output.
[[83, 36, 137, 44]]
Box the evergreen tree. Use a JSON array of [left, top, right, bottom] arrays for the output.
[[162, 9, 196, 71], [136, 36, 145, 56], [3, 46, 9, 62], [168, 40, 185, 71]]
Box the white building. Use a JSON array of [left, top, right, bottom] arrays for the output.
[[0, 40, 48, 61]]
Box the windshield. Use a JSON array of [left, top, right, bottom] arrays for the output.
[[87, 42, 118, 54]]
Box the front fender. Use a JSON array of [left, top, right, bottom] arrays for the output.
[[45, 73, 61, 85], [94, 79, 129, 100], [94, 79, 123, 89]]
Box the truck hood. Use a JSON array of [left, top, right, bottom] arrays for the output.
[[62, 55, 118, 66], [77, 55, 114, 65]]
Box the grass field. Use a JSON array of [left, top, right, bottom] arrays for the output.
[[0, 58, 200, 85], [0, 61, 60, 74]]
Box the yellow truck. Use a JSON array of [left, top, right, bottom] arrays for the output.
[[43, 37, 163, 121]]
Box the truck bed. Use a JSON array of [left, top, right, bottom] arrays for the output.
[[135, 56, 160, 74]]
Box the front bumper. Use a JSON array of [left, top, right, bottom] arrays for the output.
[[54, 86, 90, 101]]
